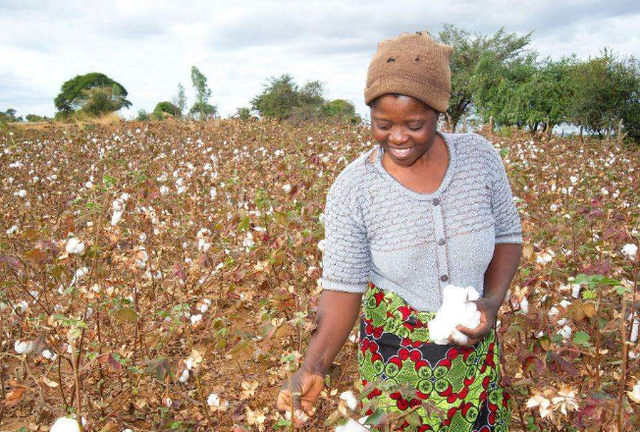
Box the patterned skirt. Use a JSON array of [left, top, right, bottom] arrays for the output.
[[357, 282, 511, 432]]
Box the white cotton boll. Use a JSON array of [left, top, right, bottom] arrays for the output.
[[65, 237, 85, 255], [179, 369, 190, 383], [335, 418, 371, 432], [622, 244, 638, 259], [6, 225, 18, 235], [282, 184, 292, 193], [111, 209, 124, 226], [75, 267, 89, 279], [50, 417, 82, 432], [197, 238, 211, 252], [42, 349, 57, 360], [571, 284, 581, 298], [559, 325, 572, 340], [548, 306, 560, 317], [340, 390, 358, 411], [519, 297, 529, 313], [557, 318, 568, 326], [428, 285, 481, 345], [630, 317, 640, 343], [16, 300, 29, 313], [190, 314, 202, 325], [207, 393, 219, 406], [15, 340, 34, 354], [243, 232, 254, 249], [465, 286, 480, 302], [559, 299, 572, 308]]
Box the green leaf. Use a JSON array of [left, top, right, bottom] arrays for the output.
[[237, 214, 250, 232], [273, 419, 291, 429], [573, 331, 591, 347], [614, 285, 632, 296], [364, 408, 386, 425]]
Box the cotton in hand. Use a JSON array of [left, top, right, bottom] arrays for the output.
[[428, 284, 481, 345]]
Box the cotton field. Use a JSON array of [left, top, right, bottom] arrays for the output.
[[1, 119, 639, 431]]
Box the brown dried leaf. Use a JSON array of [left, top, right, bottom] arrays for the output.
[[5, 385, 27, 407]]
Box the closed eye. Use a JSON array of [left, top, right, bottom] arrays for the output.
[[377, 124, 423, 131]]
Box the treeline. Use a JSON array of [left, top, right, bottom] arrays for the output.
[[437, 25, 640, 142], [3, 24, 639, 142]]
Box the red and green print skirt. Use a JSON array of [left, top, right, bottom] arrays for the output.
[[356, 282, 511, 432]]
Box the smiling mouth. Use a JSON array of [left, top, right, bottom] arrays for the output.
[[388, 145, 415, 158]]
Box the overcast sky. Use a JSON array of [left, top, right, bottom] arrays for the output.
[[2, 0, 639, 120]]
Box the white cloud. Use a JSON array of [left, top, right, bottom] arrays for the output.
[[1, 0, 639, 119]]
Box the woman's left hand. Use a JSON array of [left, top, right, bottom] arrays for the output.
[[451, 297, 499, 347]]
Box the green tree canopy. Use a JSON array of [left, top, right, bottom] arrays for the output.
[[188, 101, 217, 119], [321, 99, 361, 124], [436, 24, 533, 131], [0, 108, 22, 122], [472, 53, 576, 134], [153, 101, 181, 118], [251, 73, 347, 123], [190, 66, 217, 120], [54, 72, 131, 115], [568, 48, 640, 140]]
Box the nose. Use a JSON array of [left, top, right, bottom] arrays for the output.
[[388, 127, 408, 145]]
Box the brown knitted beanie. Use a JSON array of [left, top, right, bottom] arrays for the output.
[[364, 30, 454, 113]]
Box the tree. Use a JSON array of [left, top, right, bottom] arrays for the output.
[[75, 85, 128, 117], [472, 51, 575, 136], [321, 99, 361, 124], [154, 101, 181, 118], [188, 102, 217, 119], [190, 66, 217, 120], [569, 48, 640, 141], [25, 114, 49, 122], [136, 109, 150, 121], [0, 108, 22, 122], [436, 24, 533, 131], [235, 107, 256, 121], [250, 73, 327, 121], [54, 72, 131, 116], [172, 83, 187, 118]]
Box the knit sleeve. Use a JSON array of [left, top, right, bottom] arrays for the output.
[[320, 174, 371, 294], [484, 138, 523, 244]]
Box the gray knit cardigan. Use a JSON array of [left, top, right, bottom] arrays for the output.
[[320, 131, 523, 312]]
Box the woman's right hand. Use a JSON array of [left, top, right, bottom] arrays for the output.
[[276, 367, 325, 425]]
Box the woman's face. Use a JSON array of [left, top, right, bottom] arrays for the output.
[[370, 94, 439, 168]]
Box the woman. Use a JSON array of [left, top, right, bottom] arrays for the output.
[[277, 30, 522, 431]]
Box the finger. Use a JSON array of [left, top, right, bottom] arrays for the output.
[[276, 390, 292, 412]]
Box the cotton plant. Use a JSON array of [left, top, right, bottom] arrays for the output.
[[111, 192, 130, 226], [65, 236, 85, 255], [428, 284, 481, 345], [15, 340, 34, 355], [622, 243, 638, 259], [50, 416, 86, 432], [207, 392, 229, 411]]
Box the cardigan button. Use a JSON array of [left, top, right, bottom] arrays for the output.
[[432, 197, 440, 206], [440, 274, 449, 282], [438, 238, 445, 246]]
